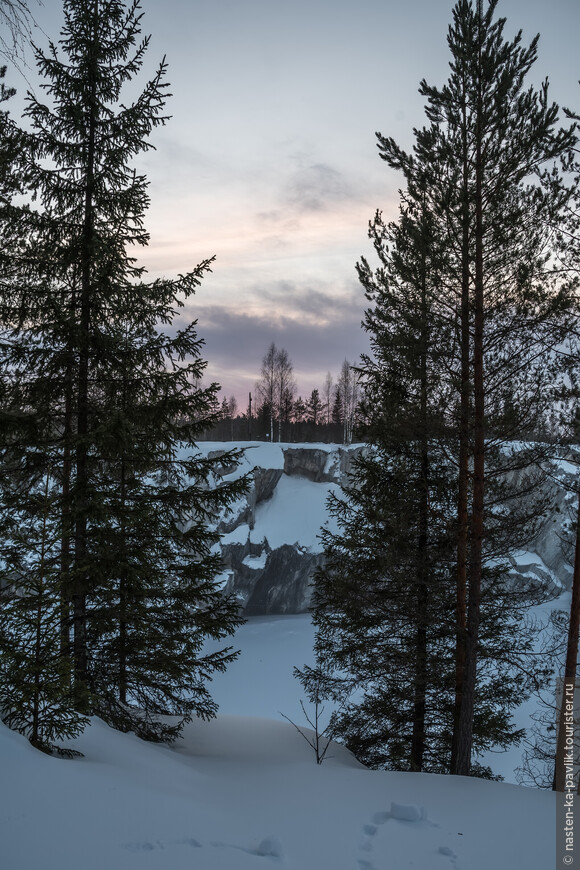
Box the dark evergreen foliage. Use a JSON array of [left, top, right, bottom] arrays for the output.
[[0, 0, 247, 747], [304, 0, 575, 777]]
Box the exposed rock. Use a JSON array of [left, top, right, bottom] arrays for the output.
[[201, 443, 366, 614], [244, 545, 325, 615], [282, 445, 366, 484], [198, 442, 578, 616], [207, 449, 240, 477], [529, 480, 576, 590], [282, 447, 332, 482]]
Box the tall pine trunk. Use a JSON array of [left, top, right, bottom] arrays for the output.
[[450, 90, 471, 775], [119, 458, 128, 706], [59, 286, 75, 672], [410, 260, 430, 772], [32, 470, 52, 748], [456, 17, 485, 772]]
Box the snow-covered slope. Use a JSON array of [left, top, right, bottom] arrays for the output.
[[2, 582, 564, 870], [1, 697, 554, 870], [2, 442, 568, 870]]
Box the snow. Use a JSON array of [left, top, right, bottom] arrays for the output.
[[204, 615, 317, 724], [478, 592, 566, 782], [1, 440, 563, 869], [0, 707, 554, 870], [215, 442, 343, 554], [220, 474, 341, 555], [253, 474, 340, 551], [242, 552, 268, 569], [221, 523, 250, 546], [389, 802, 427, 822], [555, 458, 579, 478], [1, 611, 557, 870], [195, 440, 287, 472]]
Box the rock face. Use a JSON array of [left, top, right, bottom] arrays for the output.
[[201, 442, 366, 614], [244, 546, 325, 615], [198, 442, 578, 615], [282, 446, 361, 483]]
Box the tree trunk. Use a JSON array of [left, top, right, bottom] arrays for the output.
[[72, 0, 99, 708], [32, 469, 51, 748], [119, 456, 127, 707], [455, 24, 485, 773], [450, 89, 471, 775], [411, 266, 430, 772], [59, 288, 75, 671]]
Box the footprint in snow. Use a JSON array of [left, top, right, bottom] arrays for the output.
[[123, 841, 166, 852], [211, 836, 284, 861], [122, 837, 202, 852], [437, 844, 459, 866], [357, 816, 380, 867], [357, 802, 431, 868]]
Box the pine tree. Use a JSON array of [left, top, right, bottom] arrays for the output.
[[292, 395, 307, 440], [412, 0, 576, 775], [306, 0, 575, 777], [551, 96, 580, 792], [0, 0, 247, 744], [306, 388, 322, 428], [378, 0, 575, 776]]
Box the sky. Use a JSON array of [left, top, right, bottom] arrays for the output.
[[6, 0, 580, 407]]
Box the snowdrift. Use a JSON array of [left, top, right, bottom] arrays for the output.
[[1, 709, 554, 870]]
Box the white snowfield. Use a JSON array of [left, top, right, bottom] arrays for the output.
[[1, 707, 553, 870], [2, 613, 556, 870]]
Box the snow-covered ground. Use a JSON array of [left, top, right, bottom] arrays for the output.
[[2, 612, 557, 870], [2, 440, 567, 868]]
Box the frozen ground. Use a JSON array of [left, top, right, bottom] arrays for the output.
[[1, 611, 557, 870]]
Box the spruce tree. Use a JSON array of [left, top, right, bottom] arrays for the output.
[[306, 190, 459, 772], [82, 312, 246, 740], [0, 67, 87, 752], [0, 467, 88, 753], [0, 0, 247, 745]]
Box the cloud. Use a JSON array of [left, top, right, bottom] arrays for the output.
[[180, 278, 371, 403], [254, 280, 363, 325], [284, 162, 354, 213]]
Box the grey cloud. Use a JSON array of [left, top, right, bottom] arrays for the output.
[[284, 162, 354, 213], [255, 209, 283, 223], [178, 284, 370, 403], [256, 280, 363, 322]]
